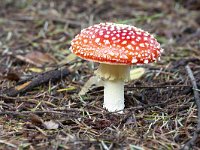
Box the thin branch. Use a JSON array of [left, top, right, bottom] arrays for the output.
[[181, 65, 200, 150], [0, 66, 70, 97], [0, 140, 17, 148], [0, 110, 68, 116]]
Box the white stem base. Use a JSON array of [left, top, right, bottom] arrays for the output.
[[103, 80, 124, 113]]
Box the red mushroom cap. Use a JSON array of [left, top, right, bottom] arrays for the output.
[[70, 22, 162, 65]]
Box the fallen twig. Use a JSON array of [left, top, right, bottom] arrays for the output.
[[0, 110, 69, 116], [0, 66, 70, 97], [0, 140, 17, 148], [88, 84, 192, 95], [181, 65, 200, 150]]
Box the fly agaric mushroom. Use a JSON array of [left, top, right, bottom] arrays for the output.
[[70, 22, 162, 113]]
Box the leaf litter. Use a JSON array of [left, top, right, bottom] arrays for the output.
[[0, 0, 200, 149]]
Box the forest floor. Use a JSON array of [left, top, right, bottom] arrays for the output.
[[0, 0, 200, 149]]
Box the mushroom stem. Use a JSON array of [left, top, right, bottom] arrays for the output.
[[104, 80, 124, 112], [95, 63, 130, 113]]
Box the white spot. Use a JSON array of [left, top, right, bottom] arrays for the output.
[[129, 52, 134, 55], [144, 33, 149, 36], [140, 43, 145, 47], [127, 45, 132, 49], [95, 38, 100, 43], [136, 37, 141, 41], [150, 44, 154, 47], [84, 39, 88, 43], [131, 41, 136, 45], [127, 27, 132, 30], [94, 25, 100, 28], [132, 58, 138, 63], [104, 35, 109, 38], [131, 35, 135, 38], [136, 31, 141, 35], [104, 40, 110, 44], [144, 37, 148, 41], [92, 35, 95, 38], [112, 37, 116, 40], [150, 39, 154, 43], [124, 55, 128, 59], [121, 41, 127, 45], [99, 31, 104, 36], [109, 52, 115, 56], [150, 35, 155, 38], [144, 60, 149, 64], [116, 39, 121, 43], [156, 44, 160, 49], [126, 36, 130, 39], [110, 28, 115, 31], [120, 55, 128, 59]]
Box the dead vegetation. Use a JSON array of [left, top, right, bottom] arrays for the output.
[[0, 0, 200, 149]]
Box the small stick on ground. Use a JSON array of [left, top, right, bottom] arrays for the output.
[[0, 66, 70, 97], [181, 65, 200, 150]]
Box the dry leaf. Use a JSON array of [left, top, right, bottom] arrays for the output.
[[4, 72, 20, 81], [30, 114, 44, 125], [43, 120, 59, 130], [16, 51, 57, 67], [130, 67, 145, 80], [59, 53, 77, 65], [79, 76, 103, 95]]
